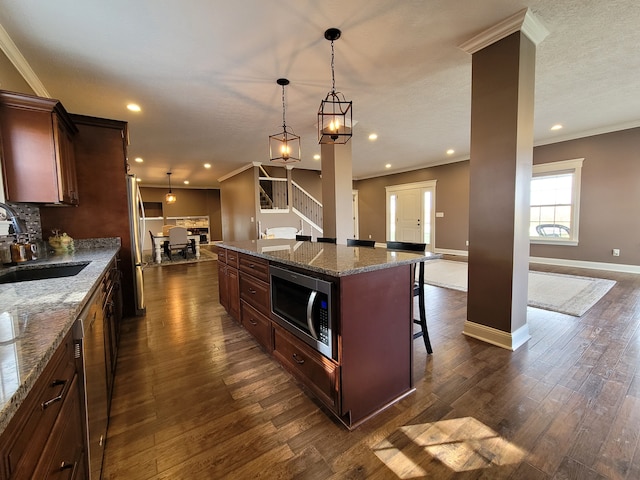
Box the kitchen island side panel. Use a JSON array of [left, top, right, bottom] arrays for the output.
[[339, 264, 414, 425]]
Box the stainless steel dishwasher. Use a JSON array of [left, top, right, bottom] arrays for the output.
[[74, 284, 109, 480]]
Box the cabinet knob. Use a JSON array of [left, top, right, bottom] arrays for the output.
[[292, 353, 305, 365]]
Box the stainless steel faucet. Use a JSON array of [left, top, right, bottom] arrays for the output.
[[0, 202, 27, 234]]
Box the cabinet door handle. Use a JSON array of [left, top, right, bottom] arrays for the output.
[[249, 263, 255, 268], [42, 379, 67, 409], [292, 353, 305, 365], [248, 288, 257, 294], [248, 318, 258, 326]]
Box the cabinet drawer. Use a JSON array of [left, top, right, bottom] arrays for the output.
[[241, 302, 273, 352], [273, 325, 338, 410], [226, 250, 239, 268], [217, 248, 227, 264], [1, 332, 77, 479], [239, 254, 269, 283], [239, 274, 269, 316], [31, 374, 85, 480]]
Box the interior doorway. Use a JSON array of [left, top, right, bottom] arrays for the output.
[[386, 180, 437, 251]]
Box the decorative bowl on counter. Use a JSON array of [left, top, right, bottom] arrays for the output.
[[48, 231, 75, 253]]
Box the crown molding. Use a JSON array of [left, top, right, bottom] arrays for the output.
[[0, 23, 50, 97], [459, 8, 549, 55]]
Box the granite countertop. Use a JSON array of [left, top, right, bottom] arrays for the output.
[[0, 239, 121, 433], [218, 239, 441, 277]]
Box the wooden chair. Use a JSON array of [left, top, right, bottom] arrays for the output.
[[166, 227, 190, 259], [317, 237, 337, 244], [296, 234, 312, 241], [386, 241, 432, 354]]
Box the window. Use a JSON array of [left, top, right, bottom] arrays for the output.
[[530, 158, 583, 245]]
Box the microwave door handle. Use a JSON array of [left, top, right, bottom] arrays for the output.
[[306, 291, 319, 340]]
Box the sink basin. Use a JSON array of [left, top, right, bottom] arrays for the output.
[[0, 262, 90, 284]]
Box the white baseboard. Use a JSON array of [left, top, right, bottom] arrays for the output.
[[529, 256, 640, 274], [433, 249, 639, 275], [463, 321, 531, 351]]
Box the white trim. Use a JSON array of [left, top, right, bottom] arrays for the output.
[[463, 321, 531, 351], [530, 256, 640, 275], [531, 158, 583, 244], [386, 180, 437, 247], [0, 23, 50, 97], [217, 162, 255, 182], [385, 180, 437, 193], [434, 248, 468, 257], [459, 8, 549, 54]]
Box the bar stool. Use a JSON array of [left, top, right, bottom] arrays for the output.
[[347, 238, 375, 247], [386, 241, 433, 354], [317, 237, 337, 244]]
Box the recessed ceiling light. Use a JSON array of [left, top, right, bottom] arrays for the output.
[[313, 154, 321, 160], [134, 157, 143, 163], [127, 103, 141, 112], [385, 164, 391, 169], [551, 124, 563, 131], [369, 133, 378, 141], [183, 180, 189, 185], [204, 163, 211, 168], [446, 149, 455, 155]]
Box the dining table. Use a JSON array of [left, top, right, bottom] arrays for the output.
[[152, 232, 201, 263]]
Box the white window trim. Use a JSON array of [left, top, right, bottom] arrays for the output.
[[530, 158, 583, 246]]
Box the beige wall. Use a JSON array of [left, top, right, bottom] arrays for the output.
[[292, 168, 323, 202], [0, 51, 34, 94], [220, 167, 258, 241], [531, 127, 640, 265], [140, 187, 222, 240], [354, 161, 470, 247], [354, 127, 640, 266]]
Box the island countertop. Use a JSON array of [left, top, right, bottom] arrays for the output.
[[0, 239, 121, 433], [217, 239, 441, 277]]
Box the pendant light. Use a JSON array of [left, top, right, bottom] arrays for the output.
[[165, 172, 177, 204], [269, 78, 301, 164], [318, 28, 352, 144]]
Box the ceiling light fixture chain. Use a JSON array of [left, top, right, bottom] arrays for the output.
[[318, 27, 352, 145]]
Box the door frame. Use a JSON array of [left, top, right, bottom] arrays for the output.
[[385, 180, 437, 250]]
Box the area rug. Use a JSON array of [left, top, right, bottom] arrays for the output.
[[143, 246, 218, 268], [421, 260, 616, 317]]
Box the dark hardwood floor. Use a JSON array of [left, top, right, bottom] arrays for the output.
[[102, 257, 640, 479]]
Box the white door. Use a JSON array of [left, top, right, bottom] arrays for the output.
[[386, 181, 437, 252], [396, 188, 422, 242]]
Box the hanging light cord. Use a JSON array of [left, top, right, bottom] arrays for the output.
[[281, 83, 287, 129], [330, 39, 336, 94]]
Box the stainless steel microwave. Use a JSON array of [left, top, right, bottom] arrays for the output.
[[270, 265, 336, 360]]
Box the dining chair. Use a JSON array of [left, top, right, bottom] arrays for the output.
[[167, 227, 190, 259], [296, 234, 312, 241], [386, 241, 432, 354], [316, 237, 337, 244], [347, 238, 375, 247]]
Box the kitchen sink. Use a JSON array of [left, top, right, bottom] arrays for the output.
[[0, 262, 90, 284]]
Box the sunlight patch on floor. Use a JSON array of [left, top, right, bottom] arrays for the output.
[[372, 417, 526, 478]]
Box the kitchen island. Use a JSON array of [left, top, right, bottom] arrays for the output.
[[217, 239, 441, 429]]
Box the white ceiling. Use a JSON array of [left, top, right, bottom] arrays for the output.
[[1, 1, 639, 189]]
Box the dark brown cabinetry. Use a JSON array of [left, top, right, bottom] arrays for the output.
[[217, 246, 414, 429], [0, 90, 79, 205], [0, 330, 86, 479], [217, 247, 240, 322]]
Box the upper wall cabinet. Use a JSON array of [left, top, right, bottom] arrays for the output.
[[0, 90, 79, 205]]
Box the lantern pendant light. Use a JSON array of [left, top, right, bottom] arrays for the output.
[[318, 28, 352, 144], [269, 78, 301, 164], [165, 171, 177, 204]]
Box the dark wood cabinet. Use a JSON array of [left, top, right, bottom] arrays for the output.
[[217, 246, 414, 429], [0, 331, 86, 480], [217, 247, 240, 322], [0, 90, 78, 205]]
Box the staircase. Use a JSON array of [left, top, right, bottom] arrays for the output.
[[259, 168, 323, 236]]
